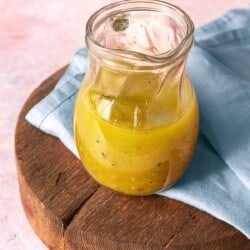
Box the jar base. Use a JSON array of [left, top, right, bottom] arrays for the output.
[[91, 174, 184, 197]]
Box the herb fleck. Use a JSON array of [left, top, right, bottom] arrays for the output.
[[113, 18, 129, 32]]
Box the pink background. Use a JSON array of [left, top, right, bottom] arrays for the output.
[[0, 0, 249, 249]]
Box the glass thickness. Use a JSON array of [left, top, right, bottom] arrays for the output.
[[74, 0, 199, 195]]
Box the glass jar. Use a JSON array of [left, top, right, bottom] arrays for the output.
[[74, 0, 199, 195]]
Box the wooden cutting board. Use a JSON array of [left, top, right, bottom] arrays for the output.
[[15, 67, 250, 249]]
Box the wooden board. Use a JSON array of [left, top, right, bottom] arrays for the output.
[[15, 67, 250, 249]]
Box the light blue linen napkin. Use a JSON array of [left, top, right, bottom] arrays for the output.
[[26, 8, 250, 238]]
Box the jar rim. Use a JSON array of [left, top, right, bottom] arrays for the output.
[[86, 0, 194, 67]]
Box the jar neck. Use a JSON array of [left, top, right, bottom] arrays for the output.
[[85, 0, 194, 71]]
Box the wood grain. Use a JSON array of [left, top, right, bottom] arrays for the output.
[[15, 67, 250, 249]]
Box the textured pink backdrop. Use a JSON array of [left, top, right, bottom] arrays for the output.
[[0, 0, 248, 249]]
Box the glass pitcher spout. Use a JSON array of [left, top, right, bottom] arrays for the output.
[[86, 0, 194, 67]]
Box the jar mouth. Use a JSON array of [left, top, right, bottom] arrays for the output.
[[86, 0, 194, 67]]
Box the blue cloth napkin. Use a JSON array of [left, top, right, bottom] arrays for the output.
[[26, 8, 250, 238]]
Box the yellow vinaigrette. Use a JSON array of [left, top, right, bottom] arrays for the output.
[[74, 70, 199, 195]]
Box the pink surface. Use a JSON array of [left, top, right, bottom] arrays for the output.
[[0, 0, 248, 249]]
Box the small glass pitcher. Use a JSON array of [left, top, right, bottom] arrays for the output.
[[74, 0, 199, 195]]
